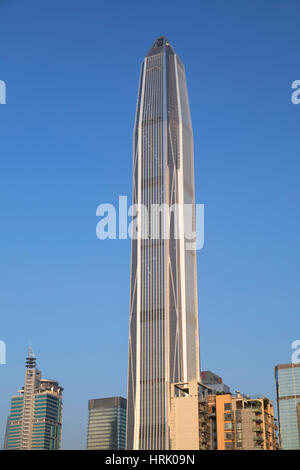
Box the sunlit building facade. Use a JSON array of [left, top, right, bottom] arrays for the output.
[[6, 348, 63, 450], [170, 381, 216, 450], [87, 397, 126, 449], [201, 370, 230, 394], [127, 36, 200, 449], [214, 393, 278, 450]]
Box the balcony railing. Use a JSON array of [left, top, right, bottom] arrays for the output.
[[253, 426, 263, 433]]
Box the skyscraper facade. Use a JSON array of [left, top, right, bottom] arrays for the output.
[[6, 348, 63, 450], [87, 397, 126, 449], [3, 416, 10, 450], [275, 363, 300, 449], [170, 381, 216, 450], [127, 37, 200, 449]]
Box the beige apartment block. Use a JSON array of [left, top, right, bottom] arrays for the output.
[[170, 382, 215, 450], [126, 36, 201, 450]]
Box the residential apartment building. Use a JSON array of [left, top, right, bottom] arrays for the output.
[[170, 381, 215, 450], [170, 382, 277, 450], [214, 393, 278, 450]]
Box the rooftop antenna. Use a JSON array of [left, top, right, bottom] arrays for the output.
[[26, 342, 36, 369]]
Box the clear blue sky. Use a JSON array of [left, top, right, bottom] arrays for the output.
[[0, 0, 299, 449]]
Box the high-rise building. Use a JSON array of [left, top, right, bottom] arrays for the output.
[[214, 393, 278, 450], [6, 347, 63, 450], [3, 416, 10, 450], [275, 363, 300, 449], [126, 36, 200, 450], [87, 397, 126, 450], [201, 371, 230, 394]]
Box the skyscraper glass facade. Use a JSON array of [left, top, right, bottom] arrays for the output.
[[6, 396, 23, 449], [87, 397, 126, 450], [31, 382, 63, 450], [6, 349, 63, 450], [127, 37, 200, 449], [275, 363, 300, 449]]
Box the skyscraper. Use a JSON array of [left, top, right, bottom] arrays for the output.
[[3, 416, 10, 450], [275, 363, 300, 449], [87, 397, 126, 450], [127, 36, 200, 449], [6, 348, 63, 450]]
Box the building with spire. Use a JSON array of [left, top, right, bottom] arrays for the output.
[[5, 347, 63, 450], [126, 36, 200, 449], [87, 397, 127, 450]]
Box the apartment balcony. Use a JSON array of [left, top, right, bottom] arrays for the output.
[[253, 417, 263, 423], [198, 399, 207, 405], [253, 426, 263, 433]]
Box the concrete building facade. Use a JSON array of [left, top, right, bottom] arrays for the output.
[[170, 382, 214, 450], [214, 393, 277, 450]]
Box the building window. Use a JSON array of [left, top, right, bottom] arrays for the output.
[[224, 403, 232, 411], [224, 422, 233, 430], [224, 413, 233, 421], [225, 442, 234, 450]]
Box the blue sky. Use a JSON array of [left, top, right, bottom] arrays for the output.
[[0, 0, 299, 449]]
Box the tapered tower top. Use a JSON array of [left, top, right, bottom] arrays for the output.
[[146, 36, 175, 57], [26, 345, 36, 369]]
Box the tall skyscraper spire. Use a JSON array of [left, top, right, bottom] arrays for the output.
[[127, 37, 200, 450], [26, 344, 36, 369], [6, 349, 63, 450]]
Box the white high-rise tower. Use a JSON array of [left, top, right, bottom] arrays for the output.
[[127, 37, 200, 450]]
